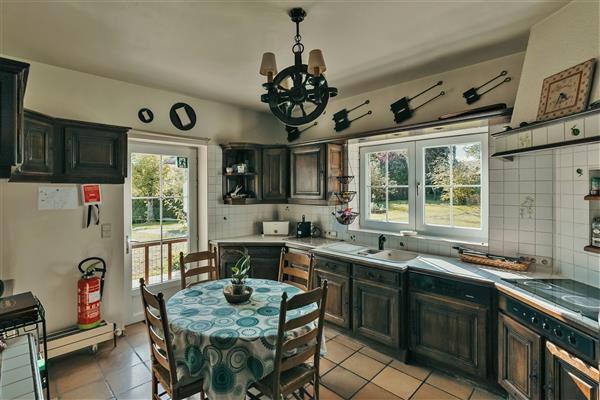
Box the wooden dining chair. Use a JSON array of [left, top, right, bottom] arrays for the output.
[[247, 281, 328, 400], [278, 248, 314, 291], [179, 244, 219, 290], [139, 279, 205, 400]]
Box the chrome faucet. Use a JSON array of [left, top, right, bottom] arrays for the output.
[[378, 234, 387, 250]]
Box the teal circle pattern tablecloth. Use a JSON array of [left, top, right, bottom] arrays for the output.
[[166, 278, 319, 400]]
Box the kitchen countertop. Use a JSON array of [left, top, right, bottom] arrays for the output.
[[211, 236, 599, 334]]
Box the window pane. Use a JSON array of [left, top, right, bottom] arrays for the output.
[[453, 143, 481, 185], [369, 152, 387, 186], [388, 187, 409, 223], [424, 186, 451, 226], [369, 187, 387, 221], [388, 150, 409, 186], [454, 187, 481, 228], [162, 155, 187, 197], [131, 198, 160, 242], [131, 153, 160, 197], [162, 197, 189, 240], [424, 146, 450, 186]]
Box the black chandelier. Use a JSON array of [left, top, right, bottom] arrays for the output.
[[259, 8, 337, 126]]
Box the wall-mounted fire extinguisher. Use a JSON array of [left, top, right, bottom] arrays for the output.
[[77, 257, 106, 330]]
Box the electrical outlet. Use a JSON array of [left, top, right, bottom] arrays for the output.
[[519, 254, 552, 268], [101, 223, 112, 239], [326, 231, 338, 239]]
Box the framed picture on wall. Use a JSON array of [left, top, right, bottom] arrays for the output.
[[536, 58, 596, 122]]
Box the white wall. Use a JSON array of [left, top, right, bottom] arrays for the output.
[[0, 57, 279, 333], [511, 0, 600, 125], [294, 52, 525, 142]]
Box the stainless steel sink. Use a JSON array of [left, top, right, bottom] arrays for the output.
[[367, 249, 418, 262], [356, 249, 380, 256]]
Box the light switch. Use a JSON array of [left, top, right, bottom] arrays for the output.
[[101, 223, 112, 239]]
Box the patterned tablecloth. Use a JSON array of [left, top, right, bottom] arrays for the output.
[[166, 278, 321, 400]]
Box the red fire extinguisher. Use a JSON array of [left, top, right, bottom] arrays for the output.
[[77, 257, 106, 330]]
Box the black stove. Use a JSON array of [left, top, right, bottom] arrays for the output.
[[504, 278, 600, 320]]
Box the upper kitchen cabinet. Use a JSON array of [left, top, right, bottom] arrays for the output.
[[16, 110, 55, 178], [262, 146, 288, 202], [58, 118, 128, 183], [289, 142, 344, 204], [0, 57, 29, 178]]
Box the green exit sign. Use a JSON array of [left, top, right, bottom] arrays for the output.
[[177, 157, 188, 168]]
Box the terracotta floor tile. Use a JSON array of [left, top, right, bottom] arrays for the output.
[[371, 366, 421, 399], [324, 327, 341, 340], [333, 334, 363, 351], [116, 381, 151, 399], [358, 346, 393, 364], [321, 366, 367, 399], [53, 358, 104, 395], [412, 383, 460, 400], [133, 343, 151, 362], [105, 362, 151, 395], [389, 359, 431, 381], [340, 352, 385, 380], [352, 382, 402, 399], [49, 351, 97, 378], [96, 343, 142, 373], [125, 322, 147, 336], [60, 379, 114, 400], [324, 340, 355, 364], [426, 372, 474, 400], [305, 383, 344, 399], [470, 388, 506, 400], [320, 358, 336, 375]]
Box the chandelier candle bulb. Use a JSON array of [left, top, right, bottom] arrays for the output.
[[308, 49, 326, 76], [259, 52, 278, 82]]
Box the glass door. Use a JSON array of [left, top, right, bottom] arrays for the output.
[[124, 142, 197, 323]]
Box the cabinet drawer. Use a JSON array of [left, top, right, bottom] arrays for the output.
[[354, 265, 401, 287], [314, 257, 350, 275]]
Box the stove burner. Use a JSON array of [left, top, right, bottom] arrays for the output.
[[561, 295, 600, 310], [522, 280, 553, 290]]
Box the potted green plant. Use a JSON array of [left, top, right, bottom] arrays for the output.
[[230, 250, 250, 295]]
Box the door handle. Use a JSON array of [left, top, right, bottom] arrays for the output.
[[416, 182, 421, 196], [126, 235, 130, 254]]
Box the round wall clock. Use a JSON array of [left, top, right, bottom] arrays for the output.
[[170, 102, 196, 131], [138, 108, 154, 123]]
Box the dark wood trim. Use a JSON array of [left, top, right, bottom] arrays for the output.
[[491, 107, 600, 138], [584, 195, 600, 200], [288, 108, 513, 147], [583, 245, 600, 254], [492, 135, 600, 159]]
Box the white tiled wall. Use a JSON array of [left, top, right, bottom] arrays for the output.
[[552, 144, 600, 286]]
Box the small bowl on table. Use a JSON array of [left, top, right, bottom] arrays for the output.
[[223, 285, 253, 304]]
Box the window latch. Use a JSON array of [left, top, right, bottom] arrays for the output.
[[416, 181, 421, 196]]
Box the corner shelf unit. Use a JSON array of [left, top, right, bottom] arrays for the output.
[[221, 143, 261, 204]]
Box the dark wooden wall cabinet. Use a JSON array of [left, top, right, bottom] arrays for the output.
[[10, 110, 129, 183], [0, 57, 29, 178], [262, 146, 288, 202], [217, 245, 281, 281], [289, 143, 343, 204]]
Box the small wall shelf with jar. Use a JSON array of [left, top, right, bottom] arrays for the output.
[[585, 170, 600, 254]]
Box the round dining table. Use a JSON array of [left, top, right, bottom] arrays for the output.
[[166, 278, 322, 400]]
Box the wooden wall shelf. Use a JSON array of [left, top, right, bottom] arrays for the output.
[[584, 195, 600, 200], [583, 245, 600, 254]]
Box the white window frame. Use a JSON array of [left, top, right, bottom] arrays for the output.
[[359, 132, 488, 242], [359, 143, 416, 231], [415, 133, 488, 241]]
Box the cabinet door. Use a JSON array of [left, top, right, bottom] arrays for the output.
[[0, 72, 18, 175], [314, 270, 350, 329], [262, 147, 288, 201], [353, 279, 399, 348], [219, 246, 281, 281], [290, 145, 325, 199], [498, 313, 542, 400], [64, 125, 127, 182], [20, 114, 53, 176], [326, 143, 343, 200], [409, 291, 488, 378], [545, 341, 599, 400]]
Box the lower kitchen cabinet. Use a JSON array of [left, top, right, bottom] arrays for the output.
[[353, 279, 399, 348], [314, 266, 351, 329], [545, 341, 599, 400], [409, 290, 489, 378], [498, 313, 542, 400], [217, 245, 281, 281]]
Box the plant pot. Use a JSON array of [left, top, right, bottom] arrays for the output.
[[224, 285, 253, 304], [232, 283, 245, 295]]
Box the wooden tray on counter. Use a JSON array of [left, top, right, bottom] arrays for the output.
[[459, 253, 531, 271]]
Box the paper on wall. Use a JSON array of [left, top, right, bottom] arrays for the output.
[[38, 186, 79, 210]]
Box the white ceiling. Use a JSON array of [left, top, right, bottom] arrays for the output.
[[1, 0, 568, 110]]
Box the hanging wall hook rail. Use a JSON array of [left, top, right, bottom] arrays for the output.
[[463, 70, 511, 104]]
